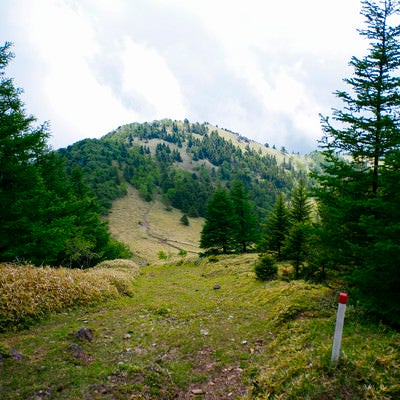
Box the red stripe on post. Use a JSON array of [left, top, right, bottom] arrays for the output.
[[338, 292, 348, 304]]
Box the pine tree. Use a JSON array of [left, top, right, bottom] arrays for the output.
[[261, 193, 289, 259], [0, 42, 51, 261], [200, 189, 238, 254], [230, 181, 259, 252], [0, 42, 131, 267], [283, 180, 312, 278], [313, 0, 400, 325]]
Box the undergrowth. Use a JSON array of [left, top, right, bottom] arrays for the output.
[[0, 259, 139, 331]]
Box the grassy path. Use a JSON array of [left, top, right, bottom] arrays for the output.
[[1, 255, 399, 399]]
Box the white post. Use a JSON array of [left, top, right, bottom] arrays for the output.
[[331, 292, 348, 365]]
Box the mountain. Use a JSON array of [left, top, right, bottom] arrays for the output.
[[59, 119, 317, 221]]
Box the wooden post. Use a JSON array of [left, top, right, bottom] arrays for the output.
[[331, 292, 348, 365]]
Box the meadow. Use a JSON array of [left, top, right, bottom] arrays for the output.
[[1, 254, 399, 399]]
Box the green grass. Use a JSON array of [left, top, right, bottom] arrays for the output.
[[1, 254, 399, 399]]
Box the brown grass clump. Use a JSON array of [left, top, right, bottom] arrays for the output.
[[94, 258, 140, 271], [0, 260, 139, 331]]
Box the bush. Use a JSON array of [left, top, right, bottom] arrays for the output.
[[208, 255, 220, 263], [254, 253, 278, 281], [158, 251, 168, 260], [180, 214, 189, 225]]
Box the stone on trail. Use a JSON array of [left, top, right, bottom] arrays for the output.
[[75, 327, 94, 342]]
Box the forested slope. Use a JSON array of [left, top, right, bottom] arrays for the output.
[[59, 119, 315, 221]]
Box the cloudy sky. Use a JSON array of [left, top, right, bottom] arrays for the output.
[[2, 0, 366, 153]]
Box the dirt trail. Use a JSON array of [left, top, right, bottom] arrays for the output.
[[107, 186, 204, 264]]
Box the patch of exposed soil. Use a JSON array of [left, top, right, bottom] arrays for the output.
[[85, 346, 248, 399]]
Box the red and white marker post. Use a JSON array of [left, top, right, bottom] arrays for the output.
[[331, 292, 348, 365]]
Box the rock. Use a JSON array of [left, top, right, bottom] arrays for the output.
[[68, 343, 93, 364], [191, 388, 204, 395], [200, 329, 209, 336], [10, 349, 23, 361], [69, 343, 83, 357], [213, 284, 221, 290], [75, 327, 94, 342]]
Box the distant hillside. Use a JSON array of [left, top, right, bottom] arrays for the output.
[[59, 119, 318, 222], [107, 185, 204, 265]]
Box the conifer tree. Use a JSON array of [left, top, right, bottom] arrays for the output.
[[282, 180, 312, 278], [261, 193, 289, 259], [314, 0, 400, 325], [0, 42, 51, 261], [0, 42, 130, 266], [230, 181, 259, 252], [200, 189, 238, 253]]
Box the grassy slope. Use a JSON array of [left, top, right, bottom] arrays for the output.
[[107, 185, 204, 265], [1, 254, 399, 399]]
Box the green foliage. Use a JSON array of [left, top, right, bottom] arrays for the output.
[[200, 188, 238, 253], [230, 180, 259, 252], [59, 139, 132, 211], [260, 193, 289, 258], [180, 214, 189, 226], [178, 250, 187, 257], [0, 43, 131, 268], [260, 180, 313, 279], [0, 42, 50, 262], [282, 180, 313, 278], [200, 183, 259, 254], [61, 119, 307, 223], [254, 253, 278, 281], [288, 179, 312, 225], [161, 167, 213, 217], [282, 222, 312, 279], [158, 250, 168, 260], [313, 0, 400, 327]]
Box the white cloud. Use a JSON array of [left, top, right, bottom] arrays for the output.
[[121, 37, 187, 121], [2, 0, 371, 152], [7, 0, 135, 146], [161, 0, 365, 150]]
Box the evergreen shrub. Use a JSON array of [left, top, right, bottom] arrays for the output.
[[254, 253, 278, 281]]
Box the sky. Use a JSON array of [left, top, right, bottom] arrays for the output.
[[1, 0, 367, 153]]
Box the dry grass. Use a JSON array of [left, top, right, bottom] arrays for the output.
[[107, 185, 204, 265], [0, 260, 139, 331]]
